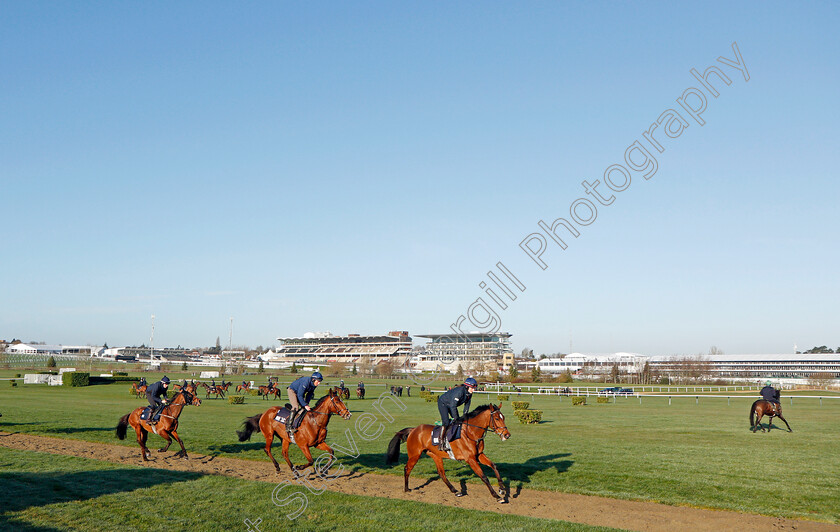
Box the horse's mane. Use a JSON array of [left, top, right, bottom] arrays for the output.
[[464, 404, 495, 421], [313, 392, 334, 409]]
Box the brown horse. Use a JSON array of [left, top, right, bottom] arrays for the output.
[[356, 387, 365, 399], [257, 385, 276, 400], [131, 382, 147, 397], [236, 389, 352, 476], [386, 403, 511, 502], [750, 400, 792, 433], [201, 382, 226, 399], [115, 389, 202, 460], [236, 382, 251, 394]]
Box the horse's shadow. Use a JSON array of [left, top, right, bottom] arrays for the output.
[[350, 451, 573, 498], [47, 427, 113, 434]]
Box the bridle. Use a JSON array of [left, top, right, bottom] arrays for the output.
[[459, 407, 506, 441], [309, 393, 351, 420]]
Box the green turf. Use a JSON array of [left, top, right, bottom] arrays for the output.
[[0, 447, 618, 531], [1, 377, 839, 523]]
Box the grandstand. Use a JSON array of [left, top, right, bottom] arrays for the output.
[[412, 332, 514, 373], [262, 331, 413, 365]]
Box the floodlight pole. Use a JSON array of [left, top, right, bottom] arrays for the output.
[[150, 314, 155, 363]]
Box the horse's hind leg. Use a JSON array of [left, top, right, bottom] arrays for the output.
[[429, 453, 460, 496], [136, 426, 150, 461], [262, 429, 283, 474], [403, 450, 422, 492]]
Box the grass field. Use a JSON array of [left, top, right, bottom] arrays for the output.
[[1, 373, 839, 526], [0, 447, 618, 531]]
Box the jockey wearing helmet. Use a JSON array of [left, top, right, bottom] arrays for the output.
[[286, 371, 323, 432], [760, 380, 780, 405], [146, 376, 170, 424], [436, 377, 478, 449]]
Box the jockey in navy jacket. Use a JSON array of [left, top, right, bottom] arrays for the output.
[[288, 374, 319, 408]]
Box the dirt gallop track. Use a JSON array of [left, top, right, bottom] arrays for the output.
[[1, 431, 836, 532]]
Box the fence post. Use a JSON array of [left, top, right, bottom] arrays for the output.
[[669, 396, 671, 405]]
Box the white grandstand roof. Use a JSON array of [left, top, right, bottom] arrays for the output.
[[649, 353, 840, 362]]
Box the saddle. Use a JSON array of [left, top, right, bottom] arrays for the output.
[[274, 404, 307, 431], [140, 406, 162, 423], [431, 422, 462, 448]]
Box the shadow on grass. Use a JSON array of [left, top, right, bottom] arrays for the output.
[[46, 426, 114, 434], [348, 450, 574, 498], [0, 468, 203, 530]]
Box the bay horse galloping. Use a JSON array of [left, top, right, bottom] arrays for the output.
[[202, 382, 226, 399], [257, 384, 275, 400], [131, 382, 147, 397], [236, 382, 251, 394], [386, 403, 511, 502], [115, 390, 202, 460], [236, 389, 352, 476], [750, 400, 792, 433]]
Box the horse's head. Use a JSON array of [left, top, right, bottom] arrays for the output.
[[175, 389, 202, 407], [489, 403, 511, 442], [326, 388, 352, 420]]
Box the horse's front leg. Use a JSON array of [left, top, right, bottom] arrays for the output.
[[313, 442, 338, 477], [777, 414, 793, 432], [157, 429, 173, 452], [170, 429, 188, 458], [478, 452, 506, 501], [295, 443, 315, 472], [466, 457, 501, 501]]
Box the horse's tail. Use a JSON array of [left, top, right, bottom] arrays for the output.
[[749, 400, 759, 427], [386, 427, 413, 465], [116, 413, 130, 440], [237, 413, 263, 442]]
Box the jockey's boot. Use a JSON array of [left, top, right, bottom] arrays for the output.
[[288, 409, 299, 434]]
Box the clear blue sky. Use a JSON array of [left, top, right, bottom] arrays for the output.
[[2, 2, 838, 356]]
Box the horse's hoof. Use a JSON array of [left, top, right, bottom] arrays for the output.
[[455, 491, 465, 497], [496, 498, 506, 504], [158, 449, 166, 453]]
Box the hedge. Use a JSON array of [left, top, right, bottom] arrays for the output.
[[596, 396, 610, 404], [113, 371, 128, 376], [248, 389, 261, 396], [514, 409, 543, 424], [228, 396, 245, 405], [511, 401, 529, 410], [63, 372, 90, 387], [89, 376, 139, 385], [424, 393, 439, 403], [497, 394, 510, 402], [571, 396, 586, 406]]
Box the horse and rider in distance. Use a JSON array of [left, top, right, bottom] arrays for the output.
[[750, 381, 792, 433]]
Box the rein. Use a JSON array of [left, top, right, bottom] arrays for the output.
[[459, 410, 501, 441]]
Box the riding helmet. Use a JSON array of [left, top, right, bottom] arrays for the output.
[[161, 376, 170, 383], [464, 377, 478, 387], [311, 371, 324, 381]]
